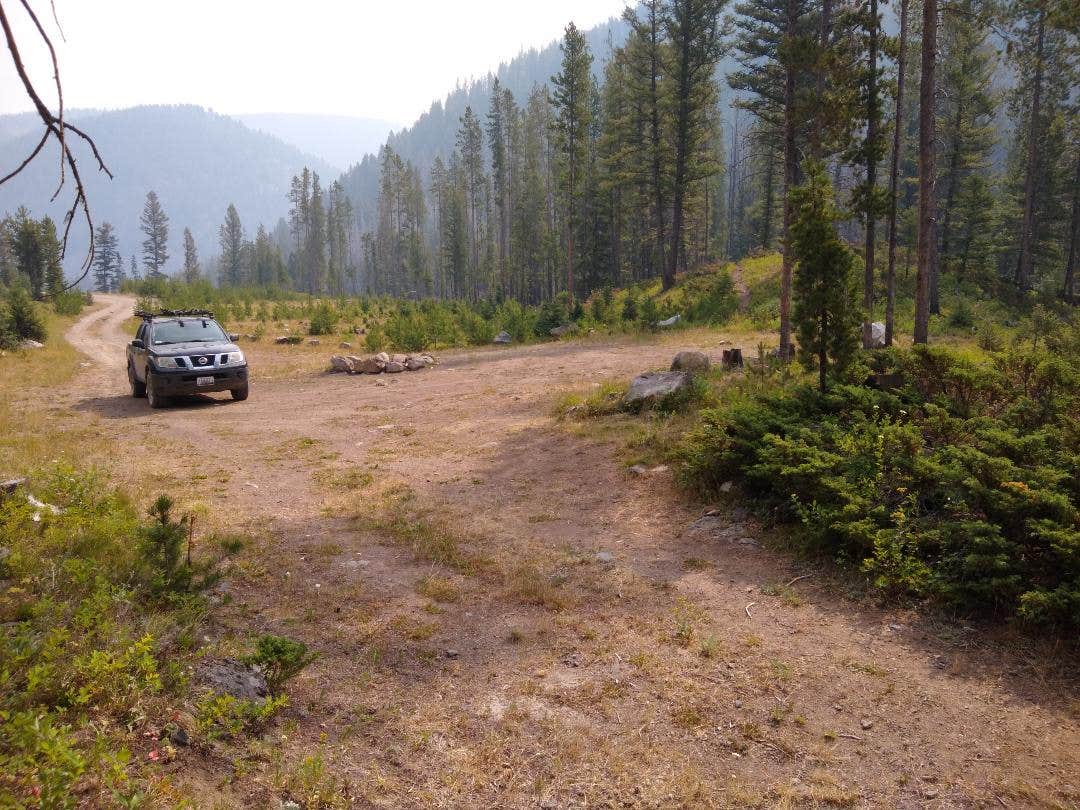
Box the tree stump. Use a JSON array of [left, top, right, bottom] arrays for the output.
[[721, 348, 744, 370]]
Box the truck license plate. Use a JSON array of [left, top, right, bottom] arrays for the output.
[[196, 375, 214, 386]]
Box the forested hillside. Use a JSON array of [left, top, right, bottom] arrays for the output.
[[338, 15, 632, 232], [0, 105, 333, 279]]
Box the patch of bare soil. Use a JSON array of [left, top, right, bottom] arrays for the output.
[[61, 296, 1079, 808]]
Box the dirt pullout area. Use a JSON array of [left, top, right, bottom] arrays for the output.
[[62, 296, 1078, 808]]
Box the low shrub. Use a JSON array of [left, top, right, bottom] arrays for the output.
[[680, 333, 1080, 631], [244, 634, 316, 695]]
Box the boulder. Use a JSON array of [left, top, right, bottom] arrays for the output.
[[353, 326, 366, 335], [197, 658, 268, 700], [869, 321, 887, 349], [550, 323, 577, 338], [307, 338, 321, 346], [275, 335, 302, 345], [390, 353, 408, 364], [384, 361, 406, 373], [493, 330, 513, 345], [329, 355, 353, 373], [1, 478, 27, 497], [655, 314, 681, 328], [339, 341, 352, 349], [355, 357, 386, 374], [18, 339, 44, 349], [671, 350, 710, 373], [624, 370, 691, 408], [374, 352, 390, 364], [405, 356, 431, 371]]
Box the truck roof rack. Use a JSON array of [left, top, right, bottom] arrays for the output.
[[135, 308, 215, 320]]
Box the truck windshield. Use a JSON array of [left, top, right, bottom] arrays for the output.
[[151, 319, 228, 345]]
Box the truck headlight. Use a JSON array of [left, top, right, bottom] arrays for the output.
[[223, 351, 245, 366], [153, 356, 181, 369]]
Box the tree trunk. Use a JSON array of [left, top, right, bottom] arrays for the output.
[[665, 22, 693, 292], [914, 0, 937, 345], [779, 0, 798, 360], [862, 0, 880, 348], [1015, 8, 1044, 291], [819, 315, 828, 391], [1064, 154, 1080, 303], [884, 0, 908, 347]]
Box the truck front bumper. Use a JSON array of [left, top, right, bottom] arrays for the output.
[[152, 366, 248, 395]]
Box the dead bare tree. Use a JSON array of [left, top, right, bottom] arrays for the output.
[[0, 0, 111, 291]]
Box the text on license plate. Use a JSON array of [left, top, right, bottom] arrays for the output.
[[196, 375, 215, 386]]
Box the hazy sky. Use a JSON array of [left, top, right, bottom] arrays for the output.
[[1, 0, 628, 126]]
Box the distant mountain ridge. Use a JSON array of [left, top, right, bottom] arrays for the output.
[[0, 105, 335, 279], [234, 113, 399, 173]]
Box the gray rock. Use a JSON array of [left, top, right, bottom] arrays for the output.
[[671, 350, 710, 373], [384, 361, 406, 373], [339, 341, 352, 349], [329, 355, 353, 373], [655, 314, 681, 328], [18, 339, 44, 349], [355, 357, 386, 374], [405, 357, 428, 371], [390, 353, 408, 364], [1, 478, 27, 496], [197, 658, 268, 700], [595, 551, 614, 564], [628, 464, 649, 476], [307, 338, 321, 346], [550, 323, 577, 338], [374, 352, 390, 364], [493, 330, 513, 344], [719, 481, 733, 493], [869, 321, 887, 349], [624, 370, 691, 408]]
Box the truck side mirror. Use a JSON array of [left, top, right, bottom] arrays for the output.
[[229, 333, 240, 342], [131, 339, 144, 349]]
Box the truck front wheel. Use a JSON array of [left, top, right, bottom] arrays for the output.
[[146, 373, 167, 409], [231, 383, 249, 402]]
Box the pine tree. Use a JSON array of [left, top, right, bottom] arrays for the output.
[[307, 173, 327, 294], [790, 160, 861, 391], [914, 0, 938, 344], [219, 204, 245, 287], [41, 217, 64, 298], [182, 227, 201, 284], [551, 22, 594, 301], [664, 0, 726, 291], [93, 221, 120, 292], [935, 0, 997, 294], [883, 0, 910, 346], [457, 107, 486, 298], [139, 190, 170, 278], [623, 1, 671, 282], [730, 0, 815, 357]]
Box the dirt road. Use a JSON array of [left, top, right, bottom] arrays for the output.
[[63, 296, 1078, 808]]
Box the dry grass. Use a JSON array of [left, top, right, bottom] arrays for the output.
[[0, 306, 108, 475]]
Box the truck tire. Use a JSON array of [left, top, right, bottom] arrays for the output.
[[146, 373, 167, 409], [231, 383, 249, 402], [129, 363, 146, 398]]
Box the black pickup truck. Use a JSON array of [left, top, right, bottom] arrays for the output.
[[127, 310, 249, 408]]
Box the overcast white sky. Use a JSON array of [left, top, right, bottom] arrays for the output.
[[1, 0, 628, 126]]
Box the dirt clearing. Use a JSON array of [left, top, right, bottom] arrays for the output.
[[38, 295, 1080, 808]]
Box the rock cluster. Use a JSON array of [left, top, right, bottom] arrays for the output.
[[328, 351, 436, 375]]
